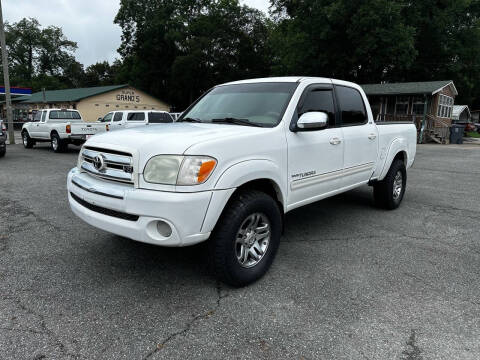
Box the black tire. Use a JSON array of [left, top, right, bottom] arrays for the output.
[[0, 146, 5, 158], [210, 190, 282, 287], [51, 133, 67, 153], [22, 131, 34, 149], [373, 159, 407, 210]]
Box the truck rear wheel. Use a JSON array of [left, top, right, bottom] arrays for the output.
[[210, 190, 282, 287], [373, 159, 406, 210], [22, 131, 34, 149], [51, 133, 67, 153]]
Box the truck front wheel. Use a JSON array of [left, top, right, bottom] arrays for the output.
[[51, 133, 67, 153], [22, 131, 34, 148], [373, 159, 407, 210], [210, 190, 282, 287]]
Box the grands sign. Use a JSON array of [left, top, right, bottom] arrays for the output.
[[116, 89, 140, 103]]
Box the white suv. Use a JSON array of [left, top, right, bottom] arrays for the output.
[[98, 110, 173, 132]]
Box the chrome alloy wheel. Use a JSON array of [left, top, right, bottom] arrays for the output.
[[235, 213, 271, 268], [393, 171, 403, 200], [52, 137, 58, 151], [23, 133, 28, 146]]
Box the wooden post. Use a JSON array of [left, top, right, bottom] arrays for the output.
[[0, 0, 14, 144], [419, 95, 428, 144]]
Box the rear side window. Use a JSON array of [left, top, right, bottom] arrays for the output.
[[299, 88, 336, 127], [49, 110, 81, 120], [335, 86, 367, 126], [113, 112, 123, 122], [148, 112, 173, 123], [127, 112, 145, 121]]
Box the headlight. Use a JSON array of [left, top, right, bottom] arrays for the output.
[[144, 155, 217, 185]]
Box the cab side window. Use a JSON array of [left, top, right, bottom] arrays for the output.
[[102, 113, 113, 123], [41, 111, 47, 122], [335, 86, 367, 126], [113, 112, 123, 122], [298, 88, 336, 127]]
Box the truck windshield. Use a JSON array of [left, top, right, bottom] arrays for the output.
[[49, 110, 81, 120], [179, 82, 298, 127]]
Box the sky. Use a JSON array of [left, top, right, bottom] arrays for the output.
[[3, 0, 270, 67]]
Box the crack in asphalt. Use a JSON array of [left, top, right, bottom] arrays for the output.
[[3, 296, 80, 359], [0, 195, 65, 235], [142, 281, 229, 359], [402, 329, 423, 360]]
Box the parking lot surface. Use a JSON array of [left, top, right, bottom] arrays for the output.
[[1, 142, 480, 360]]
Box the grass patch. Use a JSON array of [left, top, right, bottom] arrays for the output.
[[465, 131, 480, 138]]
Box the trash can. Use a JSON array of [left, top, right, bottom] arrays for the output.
[[450, 124, 465, 144]]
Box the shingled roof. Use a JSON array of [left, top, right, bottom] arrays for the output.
[[361, 81, 457, 96], [14, 84, 128, 103]]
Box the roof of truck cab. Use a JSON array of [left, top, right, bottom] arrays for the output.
[[220, 77, 364, 87]]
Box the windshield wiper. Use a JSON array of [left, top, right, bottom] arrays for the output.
[[211, 117, 263, 127], [179, 117, 203, 123]]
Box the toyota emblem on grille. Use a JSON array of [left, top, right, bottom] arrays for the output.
[[93, 154, 106, 171]]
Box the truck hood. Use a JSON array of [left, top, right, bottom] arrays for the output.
[[86, 122, 266, 156]]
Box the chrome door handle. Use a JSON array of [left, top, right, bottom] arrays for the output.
[[368, 134, 377, 140], [329, 137, 342, 145]]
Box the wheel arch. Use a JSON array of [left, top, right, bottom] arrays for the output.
[[378, 138, 408, 180], [201, 160, 286, 234]]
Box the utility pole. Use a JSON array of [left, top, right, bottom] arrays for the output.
[[0, 0, 14, 144]]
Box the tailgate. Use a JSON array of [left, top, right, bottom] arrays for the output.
[[71, 123, 106, 136]]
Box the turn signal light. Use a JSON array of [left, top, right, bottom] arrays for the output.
[[106, 124, 110, 131], [197, 160, 216, 183]]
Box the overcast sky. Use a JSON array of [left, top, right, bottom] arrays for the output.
[[3, 0, 270, 67]]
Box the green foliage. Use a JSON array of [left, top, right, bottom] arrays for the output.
[[114, 0, 271, 109], [5, 1, 480, 109]]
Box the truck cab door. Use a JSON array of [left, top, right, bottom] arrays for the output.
[[37, 111, 49, 139], [333, 83, 378, 187], [286, 83, 344, 208], [29, 111, 43, 137]]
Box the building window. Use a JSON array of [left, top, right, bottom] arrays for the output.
[[95, 104, 99, 106], [437, 94, 453, 118], [106, 104, 110, 107], [411, 96, 425, 115], [395, 96, 409, 115]]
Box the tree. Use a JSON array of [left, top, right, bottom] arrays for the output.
[[269, 0, 416, 83], [3, 17, 81, 91], [114, 0, 271, 109]]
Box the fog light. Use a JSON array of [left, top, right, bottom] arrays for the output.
[[156, 221, 172, 238]]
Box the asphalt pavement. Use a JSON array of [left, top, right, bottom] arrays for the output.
[[1, 142, 479, 360]]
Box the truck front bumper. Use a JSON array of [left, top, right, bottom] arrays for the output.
[[67, 168, 231, 247]]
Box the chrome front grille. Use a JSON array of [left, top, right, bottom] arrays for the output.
[[81, 147, 134, 184]]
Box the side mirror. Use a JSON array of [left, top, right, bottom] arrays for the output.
[[296, 111, 328, 131], [98, 117, 103, 122]]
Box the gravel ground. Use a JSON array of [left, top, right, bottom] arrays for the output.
[[0, 142, 479, 360]]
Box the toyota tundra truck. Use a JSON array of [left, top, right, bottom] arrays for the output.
[[22, 109, 106, 152], [67, 77, 417, 286]]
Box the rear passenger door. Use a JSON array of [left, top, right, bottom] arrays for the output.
[[334, 83, 378, 187]]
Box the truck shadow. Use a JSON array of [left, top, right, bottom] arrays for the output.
[[99, 186, 375, 283]]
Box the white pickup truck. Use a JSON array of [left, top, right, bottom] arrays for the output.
[[22, 109, 106, 152], [67, 77, 417, 286], [98, 110, 174, 132]]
